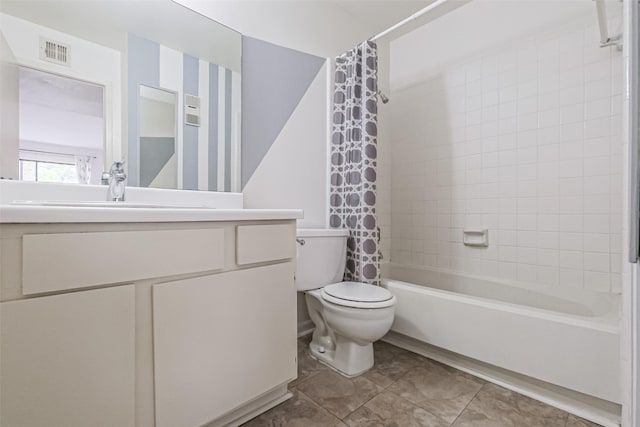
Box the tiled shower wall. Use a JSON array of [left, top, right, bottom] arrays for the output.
[[387, 13, 623, 293]]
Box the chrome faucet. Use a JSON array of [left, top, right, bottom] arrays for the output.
[[108, 161, 127, 202]]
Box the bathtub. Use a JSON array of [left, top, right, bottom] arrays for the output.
[[381, 263, 621, 404]]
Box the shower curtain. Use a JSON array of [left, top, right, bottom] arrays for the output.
[[329, 40, 380, 286]]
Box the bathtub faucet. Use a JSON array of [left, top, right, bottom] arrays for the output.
[[108, 161, 127, 202]]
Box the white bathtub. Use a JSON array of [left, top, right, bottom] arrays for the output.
[[382, 263, 621, 404]]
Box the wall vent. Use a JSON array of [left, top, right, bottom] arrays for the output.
[[39, 37, 70, 66], [184, 94, 201, 127]]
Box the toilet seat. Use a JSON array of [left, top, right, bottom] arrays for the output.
[[320, 281, 396, 309]]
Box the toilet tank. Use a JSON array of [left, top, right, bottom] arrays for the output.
[[296, 228, 349, 291]]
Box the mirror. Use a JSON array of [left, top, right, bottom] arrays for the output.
[[139, 85, 177, 189], [0, 0, 242, 192]]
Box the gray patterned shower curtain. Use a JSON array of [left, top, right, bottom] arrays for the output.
[[329, 40, 380, 286]]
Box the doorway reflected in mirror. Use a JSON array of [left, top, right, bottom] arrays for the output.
[[18, 67, 104, 184], [139, 85, 177, 189]]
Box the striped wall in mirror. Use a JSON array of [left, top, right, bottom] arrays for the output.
[[127, 34, 241, 191]]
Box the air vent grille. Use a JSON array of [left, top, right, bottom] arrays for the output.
[[39, 38, 70, 66], [185, 113, 201, 126], [184, 94, 201, 127]]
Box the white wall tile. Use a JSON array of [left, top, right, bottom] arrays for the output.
[[585, 77, 611, 101], [560, 268, 584, 288], [559, 232, 583, 251], [584, 271, 610, 292], [538, 266, 559, 285], [559, 86, 584, 106], [560, 104, 584, 124], [387, 15, 622, 296], [583, 252, 610, 272], [584, 117, 610, 139], [585, 98, 611, 120], [560, 250, 583, 269]]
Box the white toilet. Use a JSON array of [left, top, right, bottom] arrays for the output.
[[296, 228, 396, 377]]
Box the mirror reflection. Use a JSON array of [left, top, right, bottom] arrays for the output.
[[18, 67, 104, 185], [0, 0, 242, 192], [139, 86, 177, 189]]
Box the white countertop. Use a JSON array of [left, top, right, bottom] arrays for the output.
[[0, 181, 303, 223], [0, 205, 304, 223]]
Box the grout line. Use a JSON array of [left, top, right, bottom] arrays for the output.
[[339, 391, 380, 421], [380, 358, 455, 426], [290, 368, 322, 388], [449, 382, 487, 426], [295, 389, 344, 425], [383, 385, 451, 426]]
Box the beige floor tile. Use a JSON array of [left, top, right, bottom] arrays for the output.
[[296, 370, 384, 419], [362, 340, 424, 388], [241, 389, 346, 427], [344, 390, 449, 427], [289, 342, 328, 387], [451, 383, 569, 427], [387, 359, 485, 423], [253, 338, 584, 427]]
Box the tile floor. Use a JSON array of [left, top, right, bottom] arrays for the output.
[[242, 336, 602, 427]]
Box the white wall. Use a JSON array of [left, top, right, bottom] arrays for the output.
[[139, 97, 175, 138], [0, 33, 19, 180], [243, 62, 329, 228], [377, 41, 392, 261], [387, 2, 624, 296]]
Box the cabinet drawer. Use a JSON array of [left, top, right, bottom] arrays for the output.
[[23, 229, 225, 295], [236, 224, 295, 265]]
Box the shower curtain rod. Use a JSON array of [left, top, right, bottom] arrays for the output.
[[369, 0, 449, 41]]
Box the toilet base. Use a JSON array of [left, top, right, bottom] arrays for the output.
[[308, 335, 374, 377]]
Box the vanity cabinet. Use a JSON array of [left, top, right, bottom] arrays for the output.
[[153, 263, 297, 427], [0, 219, 298, 427], [0, 285, 136, 427]]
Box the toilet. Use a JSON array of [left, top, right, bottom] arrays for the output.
[[296, 228, 396, 377]]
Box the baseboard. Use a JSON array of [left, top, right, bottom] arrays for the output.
[[383, 331, 622, 427], [297, 320, 314, 338], [204, 384, 292, 427]]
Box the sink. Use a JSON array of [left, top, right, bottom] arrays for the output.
[[11, 200, 213, 209]]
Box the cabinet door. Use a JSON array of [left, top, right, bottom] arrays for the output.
[[0, 285, 135, 427], [153, 262, 297, 427]]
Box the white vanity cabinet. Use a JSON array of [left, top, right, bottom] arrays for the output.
[[0, 218, 299, 427], [0, 285, 136, 427], [153, 263, 297, 427]]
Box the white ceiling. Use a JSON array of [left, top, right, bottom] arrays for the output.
[[174, 0, 460, 57], [329, 1, 432, 37], [391, 0, 611, 89], [20, 67, 103, 118]]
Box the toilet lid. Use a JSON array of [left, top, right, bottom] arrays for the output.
[[323, 281, 393, 303]]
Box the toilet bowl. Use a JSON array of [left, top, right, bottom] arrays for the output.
[[296, 229, 396, 377]]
